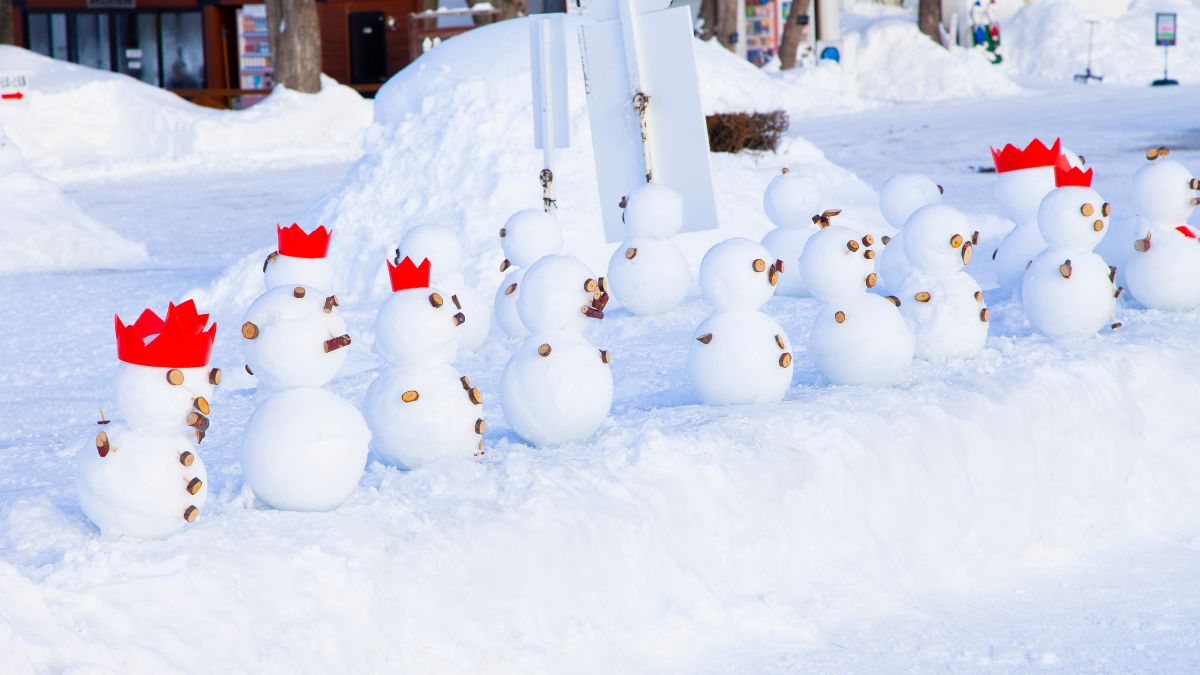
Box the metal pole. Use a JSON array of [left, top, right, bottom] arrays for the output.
[[538, 21, 556, 213]]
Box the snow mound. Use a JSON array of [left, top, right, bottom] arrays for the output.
[[0, 46, 373, 177], [1004, 0, 1199, 85], [201, 16, 875, 313], [0, 128, 146, 275]]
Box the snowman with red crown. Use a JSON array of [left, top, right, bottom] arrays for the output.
[[76, 300, 220, 538], [239, 224, 369, 512], [991, 138, 1063, 293], [363, 256, 485, 468], [1021, 157, 1117, 337]]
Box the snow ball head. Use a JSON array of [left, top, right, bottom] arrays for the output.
[[399, 225, 464, 280], [879, 173, 943, 229], [763, 170, 821, 228], [699, 238, 777, 310], [76, 425, 207, 538], [623, 183, 684, 238], [375, 286, 462, 366], [242, 284, 349, 390], [1133, 159, 1196, 225], [903, 204, 974, 275], [239, 387, 369, 512], [364, 363, 482, 469], [799, 226, 876, 302], [493, 268, 529, 338], [501, 209, 563, 268], [516, 254, 596, 333], [1037, 187, 1108, 251], [500, 331, 613, 447], [995, 165, 1056, 226], [687, 311, 793, 405], [264, 254, 334, 294], [115, 363, 215, 435]]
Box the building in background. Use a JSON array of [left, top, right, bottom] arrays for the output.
[[6, 0, 497, 107]]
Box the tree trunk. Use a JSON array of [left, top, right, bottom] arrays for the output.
[[0, 0, 13, 46], [918, 0, 943, 46], [778, 0, 811, 70], [267, 0, 322, 93], [699, 0, 739, 52]]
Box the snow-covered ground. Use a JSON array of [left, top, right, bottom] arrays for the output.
[[4, 3, 1200, 673]]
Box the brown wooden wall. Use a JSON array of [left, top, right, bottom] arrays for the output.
[[317, 0, 416, 83]]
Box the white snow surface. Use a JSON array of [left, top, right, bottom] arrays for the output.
[[0, 46, 373, 177], [6, 10, 1200, 674]]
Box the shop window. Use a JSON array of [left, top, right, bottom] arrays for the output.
[[28, 14, 51, 58], [75, 14, 113, 71], [51, 14, 69, 61], [160, 12, 205, 88], [116, 14, 161, 86]]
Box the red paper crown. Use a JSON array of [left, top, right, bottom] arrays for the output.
[[277, 224, 332, 258], [115, 299, 216, 368], [1054, 155, 1093, 188], [387, 256, 431, 292], [990, 138, 1062, 173]]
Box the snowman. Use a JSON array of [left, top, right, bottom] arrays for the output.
[[239, 227, 368, 511], [759, 168, 822, 298], [1021, 157, 1117, 337], [263, 223, 335, 292], [606, 183, 691, 315], [77, 300, 218, 538], [398, 225, 491, 353], [363, 257, 484, 468], [991, 138, 1063, 293], [1124, 147, 1200, 312], [873, 173, 945, 295], [493, 208, 564, 338], [896, 204, 989, 360], [687, 238, 793, 405], [800, 225, 915, 385], [499, 254, 613, 446]]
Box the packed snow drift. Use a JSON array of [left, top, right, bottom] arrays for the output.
[[0, 46, 373, 177]]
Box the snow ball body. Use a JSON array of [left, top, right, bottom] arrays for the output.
[[897, 204, 987, 360], [242, 284, 348, 391], [607, 184, 690, 315], [1022, 253, 1115, 337], [759, 172, 821, 298], [810, 295, 915, 385], [500, 330, 613, 447], [364, 364, 481, 469], [494, 268, 529, 338], [399, 224, 491, 352], [115, 363, 215, 435], [239, 387, 369, 511], [993, 164, 1057, 291], [687, 311, 792, 405], [264, 253, 334, 294], [76, 425, 207, 538], [874, 173, 943, 294]]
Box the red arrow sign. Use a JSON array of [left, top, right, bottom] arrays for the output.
[[1, 92, 25, 101]]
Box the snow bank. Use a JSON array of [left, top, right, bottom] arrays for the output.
[[0, 128, 146, 275], [0, 47, 373, 177], [200, 16, 876, 312], [1004, 0, 1200, 85]]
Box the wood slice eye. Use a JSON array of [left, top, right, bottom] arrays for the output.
[[166, 369, 184, 385], [1080, 203, 1095, 217]]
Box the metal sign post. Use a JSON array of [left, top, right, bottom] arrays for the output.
[[579, 0, 719, 242], [1152, 12, 1178, 87], [530, 15, 570, 212]]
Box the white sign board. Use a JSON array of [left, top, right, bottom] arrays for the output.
[[530, 15, 570, 151], [580, 5, 718, 242], [0, 72, 29, 102]]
